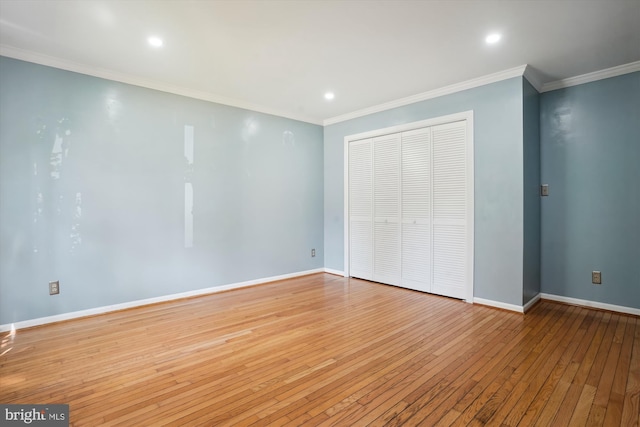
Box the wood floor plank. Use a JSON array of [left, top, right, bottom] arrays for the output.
[[573, 311, 612, 386], [620, 317, 640, 427], [350, 315, 501, 425], [474, 304, 572, 426], [1, 273, 637, 427], [503, 306, 588, 426], [569, 384, 597, 426], [604, 318, 637, 426], [400, 316, 524, 425], [554, 382, 588, 426]]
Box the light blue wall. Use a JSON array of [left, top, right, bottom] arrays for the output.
[[0, 57, 324, 325], [4, 55, 634, 323], [540, 72, 640, 309], [324, 78, 525, 305], [522, 78, 541, 305]]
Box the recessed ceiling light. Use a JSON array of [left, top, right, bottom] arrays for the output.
[[324, 92, 335, 101], [485, 33, 502, 44], [148, 36, 164, 48]]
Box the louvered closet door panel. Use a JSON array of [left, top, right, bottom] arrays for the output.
[[401, 128, 431, 291], [373, 134, 401, 286], [432, 121, 468, 299], [351, 221, 373, 280], [401, 222, 430, 291], [349, 139, 373, 280], [374, 221, 400, 285]]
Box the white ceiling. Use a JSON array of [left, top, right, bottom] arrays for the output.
[[1, 0, 639, 124]]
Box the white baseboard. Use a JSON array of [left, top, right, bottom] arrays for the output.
[[9, 274, 634, 333], [523, 293, 542, 313], [324, 268, 346, 276], [0, 268, 325, 332], [473, 297, 525, 313], [540, 293, 640, 316]]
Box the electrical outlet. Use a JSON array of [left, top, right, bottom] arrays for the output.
[[49, 280, 60, 295], [592, 271, 601, 285], [541, 184, 549, 196], [311, 249, 316, 257]]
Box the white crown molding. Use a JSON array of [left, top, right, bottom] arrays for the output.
[[3, 42, 637, 126], [0, 268, 325, 332], [540, 293, 640, 316], [0, 44, 323, 126], [523, 65, 543, 92], [324, 65, 528, 125], [541, 60, 640, 93]]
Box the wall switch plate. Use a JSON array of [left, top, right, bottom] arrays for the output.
[[592, 271, 601, 285], [49, 280, 60, 295], [541, 184, 549, 196], [311, 249, 316, 257]]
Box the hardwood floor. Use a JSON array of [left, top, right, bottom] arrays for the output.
[[1, 273, 638, 426]]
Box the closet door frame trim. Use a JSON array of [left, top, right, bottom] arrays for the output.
[[343, 110, 474, 303]]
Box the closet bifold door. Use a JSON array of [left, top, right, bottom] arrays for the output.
[[401, 128, 431, 292], [373, 133, 401, 286], [349, 139, 374, 281], [431, 121, 468, 299]]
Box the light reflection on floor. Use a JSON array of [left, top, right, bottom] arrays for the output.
[[0, 324, 16, 357]]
